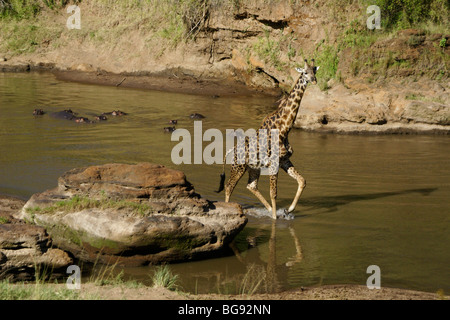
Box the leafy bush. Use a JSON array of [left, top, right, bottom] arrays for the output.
[[0, 0, 79, 19], [371, 0, 449, 29]]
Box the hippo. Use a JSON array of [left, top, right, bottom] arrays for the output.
[[103, 110, 127, 116], [164, 126, 176, 133], [33, 109, 44, 116], [95, 115, 108, 121], [190, 113, 205, 119], [169, 120, 178, 124], [73, 117, 90, 123], [50, 109, 76, 120]]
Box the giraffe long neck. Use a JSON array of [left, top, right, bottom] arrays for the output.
[[278, 72, 307, 135]]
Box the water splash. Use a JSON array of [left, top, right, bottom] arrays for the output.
[[244, 207, 294, 220]]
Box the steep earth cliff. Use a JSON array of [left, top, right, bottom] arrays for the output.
[[0, 0, 448, 133]]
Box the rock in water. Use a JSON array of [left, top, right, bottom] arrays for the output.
[[16, 163, 247, 266], [0, 196, 72, 281]]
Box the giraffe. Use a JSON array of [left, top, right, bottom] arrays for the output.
[[216, 59, 319, 219]]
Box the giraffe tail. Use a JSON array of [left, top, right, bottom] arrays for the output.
[[215, 148, 233, 193], [215, 173, 226, 193]]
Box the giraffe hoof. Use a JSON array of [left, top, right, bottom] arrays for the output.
[[282, 208, 295, 220]]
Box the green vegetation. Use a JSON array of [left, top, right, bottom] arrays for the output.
[[25, 195, 153, 216], [0, 0, 448, 87], [252, 29, 288, 71], [0, 0, 80, 19], [0, 280, 84, 299], [405, 92, 445, 104], [151, 264, 180, 291], [0, 216, 10, 224], [314, 41, 339, 91], [370, 0, 449, 29], [317, 0, 449, 87], [89, 259, 143, 288]]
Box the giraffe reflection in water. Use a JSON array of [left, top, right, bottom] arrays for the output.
[[230, 220, 303, 294]]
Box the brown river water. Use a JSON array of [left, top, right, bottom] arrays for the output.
[[0, 72, 449, 294]]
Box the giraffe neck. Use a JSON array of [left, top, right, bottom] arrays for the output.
[[278, 72, 307, 135]]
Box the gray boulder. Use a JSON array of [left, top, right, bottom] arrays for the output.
[[16, 163, 247, 266]]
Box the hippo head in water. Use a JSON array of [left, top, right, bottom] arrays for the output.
[[164, 126, 176, 133], [33, 109, 44, 116], [95, 115, 108, 121], [190, 113, 205, 119], [102, 110, 127, 116], [112, 110, 127, 116], [74, 117, 90, 123]]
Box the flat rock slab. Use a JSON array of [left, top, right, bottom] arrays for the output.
[[16, 163, 247, 266]]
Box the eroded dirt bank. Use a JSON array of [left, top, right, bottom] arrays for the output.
[[0, 1, 448, 134]]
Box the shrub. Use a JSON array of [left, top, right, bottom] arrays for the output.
[[371, 0, 449, 29]]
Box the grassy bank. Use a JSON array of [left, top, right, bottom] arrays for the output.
[[0, 0, 448, 91], [0, 263, 179, 300]]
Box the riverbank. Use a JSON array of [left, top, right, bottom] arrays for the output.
[[1, 193, 448, 301], [0, 60, 267, 97], [1, 282, 446, 300], [0, 0, 448, 134], [1, 63, 449, 135]]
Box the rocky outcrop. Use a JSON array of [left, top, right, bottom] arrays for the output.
[[16, 163, 247, 266], [0, 196, 72, 281], [295, 80, 449, 134]]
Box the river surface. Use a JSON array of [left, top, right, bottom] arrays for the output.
[[0, 72, 449, 294]]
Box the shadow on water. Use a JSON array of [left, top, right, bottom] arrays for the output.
[[299, 187, 438, 215]]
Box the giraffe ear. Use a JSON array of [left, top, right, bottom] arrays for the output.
[[295, 67, 304, 73], [314, 66, 320, 72]]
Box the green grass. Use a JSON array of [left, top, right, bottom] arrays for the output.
[[405, 93, 445, 104], [0, 20, 63, 55], [0, 216, 10, 224], [0, 280, 84, 300], [151, 265, 180, 291], [0, 0, 77, 19], [252, 29, 286, 71], [25, 195, 154, 217], [314, 41, 339, 91]]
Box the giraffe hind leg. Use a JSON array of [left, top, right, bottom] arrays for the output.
[[246, 168, 272, 212], [269, 174, 278, 219], [225, 164, 247, 202]]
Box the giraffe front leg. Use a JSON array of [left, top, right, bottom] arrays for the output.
[[269, 174, 278, 219], [281, 160, 306, 213]]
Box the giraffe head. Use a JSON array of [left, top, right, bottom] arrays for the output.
[[295, 59, 319, 85]]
